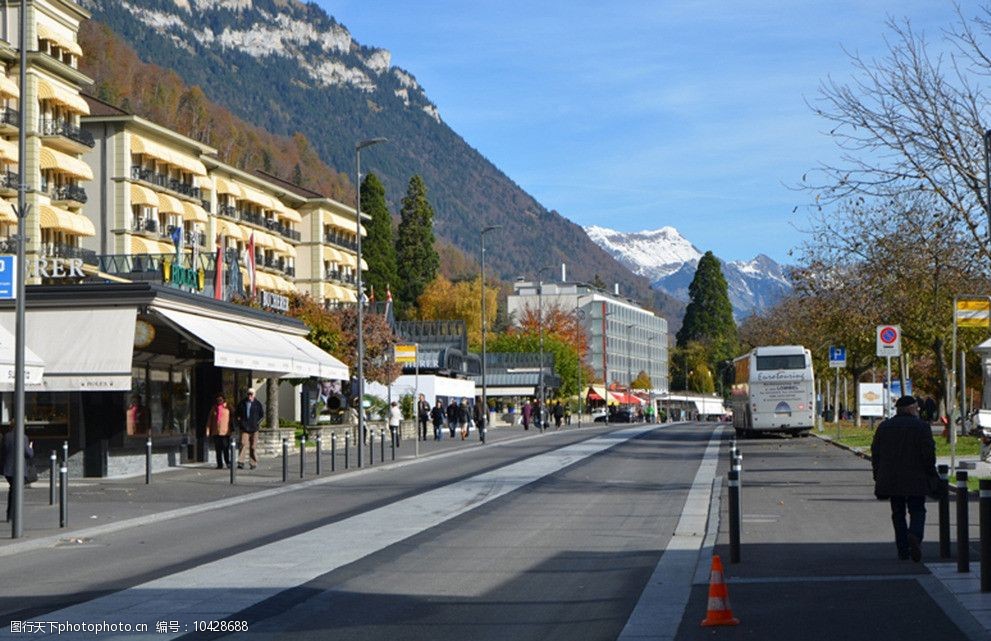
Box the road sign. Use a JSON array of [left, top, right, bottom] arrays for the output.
[[858, 383, 886, 417], [876, 325, 901, 357], [394, 344, 417, 364], [828, 345, 846, 368], [0, 255, 14, 300]]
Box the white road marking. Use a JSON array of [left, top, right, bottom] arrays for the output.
[[2, 425, 659, 641]]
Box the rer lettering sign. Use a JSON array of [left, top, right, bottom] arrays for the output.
[[394, 344, 417, 364], [828, 345, 846, 368], [0, 255, 14, 300], [876, 324, 901, 358]]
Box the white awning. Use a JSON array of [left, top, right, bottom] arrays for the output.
[[153, 307, 346, 379], [0, 308, 136, 391], [0, 323, 44, 391]]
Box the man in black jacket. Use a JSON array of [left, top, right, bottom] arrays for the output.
[[416, 394, 430, 441], [871, 395, 936, 562], [236, 388, 265, 470]]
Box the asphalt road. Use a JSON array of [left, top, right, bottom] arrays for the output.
[[0, 422, 718, 641]]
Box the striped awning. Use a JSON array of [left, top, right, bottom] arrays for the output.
[[156, 192, 184, 215], [272, 235, 297, 257], [213, 176, 243, 198], [181, 201, 208, 224], [322, 245, 343, 263], [129, 183, 158, 207], [129, 133, 207, 176], [37, 22, 84, 57], [272, 274, 295, 293], [249, 230, 275, 248], [215, 219, 244, 241], [338, 252, 367, 270], [0, 138, 17, 163], [39, 204, 94, 237], [0, 200, 16, 223], [325, 210, 356, 232], [129, 235, 175, 255], [36, 77, 89, 115], [39, 146, 93, 181], [239, 184, 281, 211], [279, 207, 302, 223], [0, 75, 19, 100], [253, 271, 277, 291]]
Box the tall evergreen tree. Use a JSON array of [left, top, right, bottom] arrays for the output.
[[360, 173, 399, 301], [675, 251, 738, 375], [394, 175, 439, 315]]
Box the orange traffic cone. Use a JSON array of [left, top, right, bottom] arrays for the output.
[[701, 554, 740, 627]]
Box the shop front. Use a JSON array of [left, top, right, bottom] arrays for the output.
[[0, 282, 347, 477]]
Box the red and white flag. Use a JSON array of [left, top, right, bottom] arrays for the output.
[[246, 233, 256, 296], [213, 234, 224, 300]]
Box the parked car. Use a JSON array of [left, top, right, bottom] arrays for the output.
[[608, 408, 635, 423], [591, 408, 609, 423]]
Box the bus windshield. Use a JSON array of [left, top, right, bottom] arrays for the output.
[[755, 355, 806, 371]]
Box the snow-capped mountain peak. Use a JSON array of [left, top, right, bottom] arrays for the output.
[[585, 225, 702, 280]]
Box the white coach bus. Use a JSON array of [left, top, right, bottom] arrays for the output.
[[730, 345, 815, 437]]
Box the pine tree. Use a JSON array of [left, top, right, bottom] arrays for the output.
[[675, 251, 738, 375], [395, 175, 439, 316], [360, 173, 399, 302]]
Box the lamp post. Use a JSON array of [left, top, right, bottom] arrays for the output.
[[574, 293, 591, 428], [354, 137, 387, 468], [985, 129, 991, 244], [536, 266, 553, 430], [626, 323, 634, 394], [480, 225, 501, 432]]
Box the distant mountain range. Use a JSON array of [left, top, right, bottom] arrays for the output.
[[585, 226, 793, 320], [81, 0, 682, 321]]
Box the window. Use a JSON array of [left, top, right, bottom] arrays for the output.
[[755, 355, 806, 371]]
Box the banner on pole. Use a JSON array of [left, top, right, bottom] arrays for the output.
[[394, 344, 417, 363], [955, 299, 991, 327]]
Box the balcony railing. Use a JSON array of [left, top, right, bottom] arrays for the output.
[[51, 184, 87, 204], [39, 119, 95, 148], [242, 211, 265, 227], [0, 108, 18, 129], [0, 171, 16, 191], [218, 204, 239, 219], [98, 252, 217, 276], [50, 244, 97, 265], [134, 218, 158, 234], [130, 166, 200, 199], [284, 265, 295, 277], [326, 232, 358, 251], [184, 230, 207, 248]]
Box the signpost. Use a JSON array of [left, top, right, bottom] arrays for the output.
[[0, 255, 14, 300], [876, 326, 901, 418], [828, 346, 845, 432]]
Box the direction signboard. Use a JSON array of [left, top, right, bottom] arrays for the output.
[[876, 325, 901, 357], [0, 255, 14, 300], [394, 344, 417, 364], [828, 345, 846, 368], [858, 383, 886, 417]]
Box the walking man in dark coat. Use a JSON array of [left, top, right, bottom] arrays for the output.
[[236, 388, 265, 470], [446, 399, 459, 439], [417, 394, 431, 441], [2, 425, 33, 523], [871, 395, 936, 562]]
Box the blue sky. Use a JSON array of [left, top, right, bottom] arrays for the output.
[[317, 0, 973, 264]]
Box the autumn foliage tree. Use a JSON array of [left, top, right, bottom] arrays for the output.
[[416, 275, 499, 350], [330, 306, 402, 385], [514, 303, 588, 360]]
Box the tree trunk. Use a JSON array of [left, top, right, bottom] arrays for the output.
[[267, 377, 280, 429], [933, 337, 949, 418]]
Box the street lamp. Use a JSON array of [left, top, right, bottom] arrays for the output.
[[574, 293, 592, 428], [536, 266, 554, 431], [480, 225, 501, 441], [355, 136, 387, 468], [984, 129, 991, 244], [626, 323, 634, 394]]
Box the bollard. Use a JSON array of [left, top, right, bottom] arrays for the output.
[[145, 437, 153, 485], [49, 450, 56, 506], [728, 468, 741, 563], [938, 464, 951, 559], [331, 434, 337, 473], [958, 470, 970, 573], [369, 431, 374, 466], [981, 479, 991, 592], [344, 432, 350, 469], [380, 429, 385, 463], [300, 434, 306, 479], [391, 428, 396, 461], [229, 438, 236, 485], [58, 461, 68, 528], [316, 435, 322, 476], [282, 438, 289, 483]]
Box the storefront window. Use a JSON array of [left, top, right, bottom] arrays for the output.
[[128, 365, 191, 437], [23, 393, 70, 439]]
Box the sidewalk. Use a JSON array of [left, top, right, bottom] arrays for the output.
[[674, 433, 990, 641], [2, 424, 560, 550]]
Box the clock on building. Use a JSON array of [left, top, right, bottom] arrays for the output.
[[134, 320, 156, 349]]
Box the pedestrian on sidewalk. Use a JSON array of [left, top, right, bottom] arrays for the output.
[[236, 388, 265, 470], [388, 401, 402, 447], [417, 394, 430, 441], [207, 394, 232, 469], [871, 395, 936, 562], [431, 400, 445, 440], [2, 425, 34, 523], [474, 396, 487, 443], [459, 399, 470, 440], [446, 399, 459, 439], [553, 401, 564, 429], [522, 399, 532, 431]]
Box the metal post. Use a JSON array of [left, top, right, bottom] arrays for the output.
[[300, 434, 306, 478], [380, 428, 385, 462], [985, 130, 991, 245], [962, 350, 968, 431], [939, 464, 951, 559], [481, 226, 500, 438], [282, 438, 288, 483], [145, 437, 152, 485], [728, 468, 741, 563], [58, 459, 67, 528], [229, 438, 236, 485], [369, 429, 374, 466], [833, 366, 840, 425], [958, 470, 969, 573], [331, 434, 337, 472], [539, 278, 544, 432], [316, 435, 322, 475], [981, 479, 991, 591], [48, 451, 56, 506], [391, 427, 396, 461], [952, 297, 959, 474], [885, 356, 892, 419], [344, 432, 349, 470]]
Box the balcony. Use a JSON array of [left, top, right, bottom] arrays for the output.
[[325, 270, 357, 286], [326, 232, 358, 251], [130, 166, 200, 200], [284, 265, 295, 277], [50, 243, 97, 265], [50, 184, 87, 205], [39, 118, 95, 152], [242, 211, 265, 227], [184, 230, 207, 248], [134, 218, 158, 234], [0, 171, 16, 195], [218, 204, 239, 220], [0, 107, 18, 133]]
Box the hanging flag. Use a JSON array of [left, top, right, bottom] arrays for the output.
[[384, 284, 393, 316], [246, 233, 256, 297], [169, 225, 183, 257], [368, 284, 375, 305], [955, 298, 991, 327], [213, 234, 224, 300]]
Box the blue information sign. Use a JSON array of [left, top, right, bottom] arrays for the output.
[[828, 345, 846, 367], [0, 255, 14, 300]]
